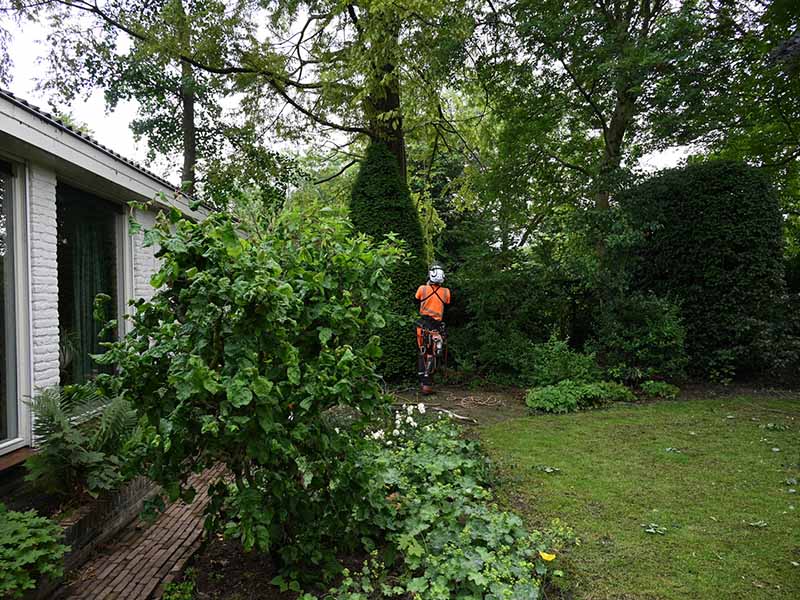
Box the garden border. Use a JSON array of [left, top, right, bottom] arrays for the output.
[[31, 476, 159, 599]]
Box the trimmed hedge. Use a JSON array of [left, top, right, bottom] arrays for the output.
[[620, 161, 785, 377], [350, 142, 427, 379]]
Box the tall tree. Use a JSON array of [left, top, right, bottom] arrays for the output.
[[24, 0, 250, 197], [478, 0, 737, 215], [29, 0, 475, 183]]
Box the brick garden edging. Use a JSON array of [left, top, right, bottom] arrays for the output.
[[59, 465, 224, 599], [30, 476, 159, 600]]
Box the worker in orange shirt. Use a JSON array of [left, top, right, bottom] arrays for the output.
[[415, 264, 451, 395]]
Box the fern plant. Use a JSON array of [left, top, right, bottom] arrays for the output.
[[25, 385, 139, 499]]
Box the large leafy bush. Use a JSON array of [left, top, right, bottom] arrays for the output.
[[620, 161, 786, 377], [443, 210, 598, 385], [350, 142, 427, 380], [95, 205, 400, 572], [587, 293, 688, 383], [0, 504, 69, 598], [524, 336, 602, 387]]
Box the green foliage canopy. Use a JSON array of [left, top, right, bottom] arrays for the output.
[[620, 161, 786, 377]]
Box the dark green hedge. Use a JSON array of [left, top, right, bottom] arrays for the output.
[[620, 160, 785, 378], [350, 142, 426, 380]]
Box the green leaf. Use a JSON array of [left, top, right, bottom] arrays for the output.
[[227, 383, 253, 408], [252, 377, 274, 399], [220, 222, 242, 257]]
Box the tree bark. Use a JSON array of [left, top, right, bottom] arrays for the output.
[[180, 59, 197, 196], [594, 89, 636, 210], [176, 0, 196, 197], [366, 63, 407, 181], [360, 7, 407, 183]]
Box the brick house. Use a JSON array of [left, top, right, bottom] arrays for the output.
[[0, 89, 206, 464]]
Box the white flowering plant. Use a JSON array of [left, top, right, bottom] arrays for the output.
[[309, 414, 577, 599]]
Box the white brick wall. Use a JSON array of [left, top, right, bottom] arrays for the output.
[[28, 164, 60, 391], [131, 208, 160, 302], [26, 180, 163, 396]]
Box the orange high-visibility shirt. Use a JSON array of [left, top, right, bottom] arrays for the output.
[[415, 284, 451, 320]]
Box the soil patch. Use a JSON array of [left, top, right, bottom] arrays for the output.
[[188, 537, 296, 600], [392, 384, 528, 425]]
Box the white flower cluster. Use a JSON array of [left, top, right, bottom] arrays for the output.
[[367, 403, 428, 446]]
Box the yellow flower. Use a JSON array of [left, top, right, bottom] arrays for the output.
[[539, 551, 556, 562]]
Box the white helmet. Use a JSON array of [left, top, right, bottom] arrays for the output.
[[428, 264, 445, 284]]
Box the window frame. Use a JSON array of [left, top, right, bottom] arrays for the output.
[[54, 182, 128, 387], [0, 156, 32, 455]]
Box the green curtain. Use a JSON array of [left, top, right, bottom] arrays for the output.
[[69, 220, 112, 383], [57, 185, 118, 386]]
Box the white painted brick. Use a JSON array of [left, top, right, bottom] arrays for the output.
[[28, 164, 60, 391], [132, 208, 161, 303]]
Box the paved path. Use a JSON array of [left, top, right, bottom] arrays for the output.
[[62, 465, 225, 599]]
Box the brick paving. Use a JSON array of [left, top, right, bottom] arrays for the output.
[[62, 464, 226, 600]]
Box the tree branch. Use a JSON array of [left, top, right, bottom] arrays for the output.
[[313, 159, 358, 185], [51, 0, 369, 135]]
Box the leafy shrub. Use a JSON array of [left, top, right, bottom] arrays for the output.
[[95, 204, 400, 575], [640, 380, 680, 399], [524, 336, 602, 386], [0, 503, 69, 598], [350, 141, 427, 380], [526, 380, 635, 413], [25, 386, 138, 498], [620, 161, 786, 377], [314, 413, 576, 598], [445, 236, 592, 385], [162, 577, 196, 600], [588, 293, 687, 383]]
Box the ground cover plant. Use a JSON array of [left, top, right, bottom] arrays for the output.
[[300, 406, 577, 598], [525, 380, 635, 413], [640, 380, 680, 399], [482, 395, 800, 599], [0, 503, 69, 598]]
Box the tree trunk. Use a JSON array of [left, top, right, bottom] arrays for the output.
[[367, 64, 406, 181], [363, 10, 407, 183], [180, 59, 196, 196], [176, 0, 196, 197], [594, 90, 636, 210]]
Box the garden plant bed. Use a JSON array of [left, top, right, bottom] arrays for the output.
[[184, 537, 296, 600]]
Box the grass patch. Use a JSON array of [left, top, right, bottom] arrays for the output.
[[481, 396, 800, 599]]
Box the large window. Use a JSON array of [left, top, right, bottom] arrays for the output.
[[0, 161, 16, 442], [57, 185, 120, 386]]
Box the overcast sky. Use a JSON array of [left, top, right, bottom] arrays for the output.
[[2, 16, 691, 181]]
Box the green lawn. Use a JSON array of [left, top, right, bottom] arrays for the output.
[[480, 395, 800, 599]]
